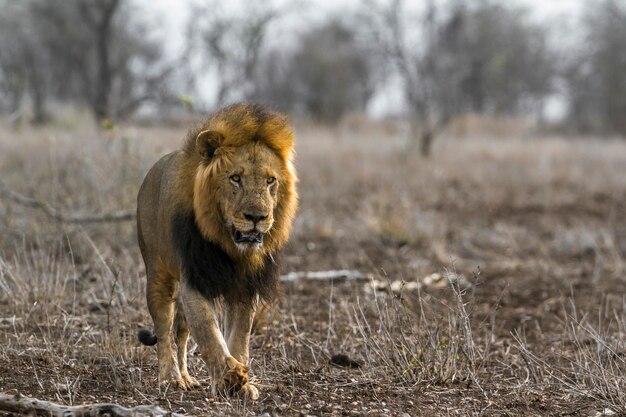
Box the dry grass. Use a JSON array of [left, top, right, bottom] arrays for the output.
[[0, 118, 625, 415]]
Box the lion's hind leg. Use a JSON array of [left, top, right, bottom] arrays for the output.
[[174, 306, 200, 389], [146, 262, 185, 389]]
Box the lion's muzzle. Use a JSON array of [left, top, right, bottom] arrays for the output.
[[230, 210, 273, 245], [243, 212, 268, 224], [231, 226, 264, 244]]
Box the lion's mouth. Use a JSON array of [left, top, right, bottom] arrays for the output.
[[231, 226, 263, 244]]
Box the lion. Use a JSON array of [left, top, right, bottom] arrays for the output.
[[136, 103, 298, 400]]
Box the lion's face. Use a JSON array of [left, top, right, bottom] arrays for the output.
[[192, 111, 297, 260], [217, 143, 282, 251]]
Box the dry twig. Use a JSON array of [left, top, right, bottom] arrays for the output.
[[0, 393, 183, 417], [0, 178, 135, 223], [280, 269, 370, 282]]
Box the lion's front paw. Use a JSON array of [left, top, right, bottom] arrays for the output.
[[221, 356, 249, 394], [238, 383, 259, 400], [159, 365, 190, 390], [161, 376, 191, 391], [181, 373, 201, 389]]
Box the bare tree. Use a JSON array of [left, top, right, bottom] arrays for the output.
[[362, 0, 554, 156], [0, 1, 51, 124], [191, 2, 282, 107], [0, 0, 175, 122], [361, 0, 467, 156], [459, 4, 553, 116], [77, 0, 119, 121], [49, 0, 174, 120], [252, 20, 378, 123], [563, 0, 626, 136], [247, 49, 295, 114]]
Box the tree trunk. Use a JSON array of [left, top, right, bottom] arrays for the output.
[[7, 74, 25, 117], [30, 72, 48, 125], [420, 130, 434, 157], [81, 0, 119, 122], [26, 54, 48, 125], [408, 117, 435, 158], [93, 18, 112, 121]]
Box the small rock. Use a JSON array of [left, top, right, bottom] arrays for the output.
[[592, 409, 616, 417], [55, 384, 70, 394], [330, 353, 363, 369]]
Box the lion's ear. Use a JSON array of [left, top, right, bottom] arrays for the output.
[[196, 130, 224, 159]]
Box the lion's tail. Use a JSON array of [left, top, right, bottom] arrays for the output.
[[138, 328, 158, 346]]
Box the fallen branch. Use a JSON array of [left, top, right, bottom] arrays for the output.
[[0, 393, 183, 417], [280, 270, 370, 283], [0, 178, 135, 223]]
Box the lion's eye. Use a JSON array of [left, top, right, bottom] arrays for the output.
[[267, 177, 276, 185], [230, 174, 241, 183]]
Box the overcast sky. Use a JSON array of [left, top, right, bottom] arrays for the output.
[[146, 0, 584, 55]]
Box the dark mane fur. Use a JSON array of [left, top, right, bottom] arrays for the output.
[[171, 210, 281, 304]]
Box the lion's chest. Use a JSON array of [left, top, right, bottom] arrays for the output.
[[171, 211, 280, 303]]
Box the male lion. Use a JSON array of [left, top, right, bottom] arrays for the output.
[[136, 103, 297, 400]]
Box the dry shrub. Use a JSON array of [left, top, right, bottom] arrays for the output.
[[514, 297, 626, 413], [352, 269, 493, 387]]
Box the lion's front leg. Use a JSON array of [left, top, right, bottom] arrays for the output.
[[224, 301, 257, 364], [224, 301, 259, 400], [179, 282, 258, 400]]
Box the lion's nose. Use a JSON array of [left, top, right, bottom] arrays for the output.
[[244, 213, 268, 224]]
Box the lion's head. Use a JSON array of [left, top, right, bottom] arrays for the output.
[[199, 136, 283, 251], [183, 103, 297, 264]]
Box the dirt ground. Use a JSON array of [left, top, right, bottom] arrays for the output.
[[0, 119, 625, 416]]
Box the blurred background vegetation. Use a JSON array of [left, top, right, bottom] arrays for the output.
[[0, 0, 625, 156]]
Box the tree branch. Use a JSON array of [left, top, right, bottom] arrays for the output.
[[280, 270, 370, 283], [0, 392, 183, 417], [0, 179, 135, 223]]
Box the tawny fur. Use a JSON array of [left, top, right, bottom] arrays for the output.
[[136, 103, 298, 397]]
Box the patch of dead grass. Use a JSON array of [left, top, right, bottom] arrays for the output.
[[0, 120, 625, 415]]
